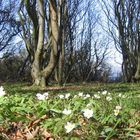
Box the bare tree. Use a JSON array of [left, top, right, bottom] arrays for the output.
[[18, 0, 72, 87], [63, 0, 109, 83], [0, 0, 19, 53], [101, 0, 140, 82]]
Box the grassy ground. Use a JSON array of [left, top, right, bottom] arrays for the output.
[[0, 82, 140, 139]]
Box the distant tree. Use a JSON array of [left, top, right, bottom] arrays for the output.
[[0, 49, 29, 82], [101, 0, 140, 82], [0, 0, 19, 53], [63, 1, 109, 83]]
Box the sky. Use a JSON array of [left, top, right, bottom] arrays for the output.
[[108, 49, 122, 76], [95, 0, 123, 76]]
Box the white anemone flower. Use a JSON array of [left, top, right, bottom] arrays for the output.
[[83, 109, 93, 119], [85, 94, 90, 98], [106, 96, 112, 101], [0, 86, 4, 91], [84, 94, 91, 99], [108, 92, 111, 95], [43, 92, 49, 99], [36, 93, 46, 100], [86, 103, 92, 107], [102, 90, 107, 95], [64, 122, 76, 133], [36, 92, 48, 100], [58, 94, 64, 99], [62, 109, 72, 115], [36, 93, 42, 97], [114, 105, 122, 116], [65, 93, 70, 99], [122, 95, 126, 98], [43, 92, 49, 97], [78, 92, 83, 97], [118, 93, 122, 97], [114, 109, 120, 116], [0, 86, 6, 96], [94, 94, 100, 99], [115, 106, 122, 110], [74, 95, 78, 98]]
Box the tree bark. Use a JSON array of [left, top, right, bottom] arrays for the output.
[[134, 22, 140, 81], [55, 0, 65, 86], [31, 0, 45, 87], [134, 55, 140, 81], [41, 0, 59, 86]]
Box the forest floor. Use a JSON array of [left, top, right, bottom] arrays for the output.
[[0, 82, 140, 139]]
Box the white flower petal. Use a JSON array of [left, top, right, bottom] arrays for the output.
[[65, 93, 70, 99], [106, 96, 112, 101], [58, 94, 64, 99], [85, 94, 90, 98], [94, 94, 100, 99], [64, 122, 76, 133], [43, 92, 49, 97], [86, 103, 92, 107], [118, 93, 122, 97], [36, 93, 42, 97], [74, 95, 78, 98], [36, 94, 46, 100], [108, 92, 111, 95], [115, 106, 122, 110], [0, 86, 6, 96], [102, 90, 107, 95], [62, 109, 72, 115], [78, 92, 83, 97], [114, 109, 120, 116], [83, 109, 93, 119]]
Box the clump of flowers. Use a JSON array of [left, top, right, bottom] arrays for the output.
[[62, 109, 72, 115], [0, 86, 6, 97], [83, 108, 93, 119], [36, 92, 49, 100], [114, 105, 122, 116], [64, 122, 76, 133]]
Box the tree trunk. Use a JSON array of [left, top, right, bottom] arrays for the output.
[[55, 42, 64, 86], [54, 0, 66, 86], [134, 55, 140, 81], [31, 61, 40, 86], [58, 45, 65, 85], [31, 0, 45, 87], [55, 27, 65, 86], [41, 0, 59, 85], [134, 22, 140, 82], [19, 0, 63, 87]]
